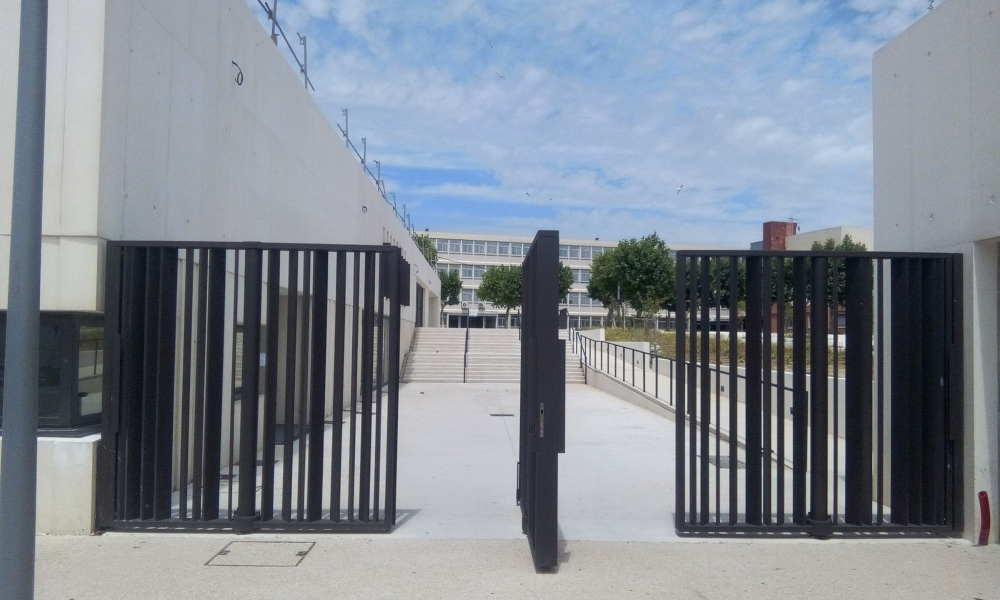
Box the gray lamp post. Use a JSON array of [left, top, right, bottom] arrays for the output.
[[0, 1, 49, 597]]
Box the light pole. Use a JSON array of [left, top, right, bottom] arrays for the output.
[[1, 1, 49, 597]]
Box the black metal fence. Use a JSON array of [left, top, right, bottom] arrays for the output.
[[674, 251, 962, 537], [97, 242, 410, 533], [518, 231, 564, 568]]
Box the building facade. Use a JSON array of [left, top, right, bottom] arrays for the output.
[[751, 222, 874, 251], [429, 232, 618, 328], [873, 0, 999, 542]]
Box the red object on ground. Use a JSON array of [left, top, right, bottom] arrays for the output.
[[978, 491, 991, 546]]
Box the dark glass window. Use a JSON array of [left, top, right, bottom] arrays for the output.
[[0, 312, 103, 432]]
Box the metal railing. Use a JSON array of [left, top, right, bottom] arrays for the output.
[[250, 2, 416, 238], [568, 326, 797, 411], [462, 325, 470, 383], [673, 250, 962, 538]]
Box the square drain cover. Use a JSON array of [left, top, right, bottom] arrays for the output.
[[206, 541, 315, 567]]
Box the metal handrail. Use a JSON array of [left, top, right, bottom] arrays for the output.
[[570, 329, 797, 407], [463, 325, 470, 383], [251, 1, 415, 238]]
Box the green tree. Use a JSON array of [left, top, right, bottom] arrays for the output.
[[414, 234, 438, 267], [477, 265, 522, 327], [616, 234, 675, 317], [439, 270, 462, 324], [811, 234, 868, 306], [587, 248, 627, 326], [559, 263, 574, 302]]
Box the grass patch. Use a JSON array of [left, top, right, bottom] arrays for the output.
[[596, 327, 847, 372]]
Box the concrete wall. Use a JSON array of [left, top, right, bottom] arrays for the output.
[[0, 0, 440, 313], [0, 0, 440, 533], [0, 435, 99, 535], [873, 0, 1000, 541]]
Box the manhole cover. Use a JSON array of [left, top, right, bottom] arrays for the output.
[[206, 541, 315, 567]]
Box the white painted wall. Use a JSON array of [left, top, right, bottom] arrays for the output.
[[0, 436, 99, 535], [873, 0, 1000, 542], [0, 0, 440, 533], [0, 0, 440, 314]]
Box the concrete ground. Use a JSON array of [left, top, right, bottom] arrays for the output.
[[32, 383, 1000, 599]]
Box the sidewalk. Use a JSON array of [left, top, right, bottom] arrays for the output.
[[30, 383, 1000, 599]]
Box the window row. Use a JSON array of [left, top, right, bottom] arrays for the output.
[[434, 238, 532, 257], [559, 245, 607, 260], [560, 292, 602, 308]]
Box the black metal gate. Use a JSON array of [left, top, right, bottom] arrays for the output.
[[674, 251, 962, 537], [97, 242, 410, 532], [518, 231, 565, 568]]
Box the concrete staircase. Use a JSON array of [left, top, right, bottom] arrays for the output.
[[560, 330, 586, 384], [402, 328, 586, 384]]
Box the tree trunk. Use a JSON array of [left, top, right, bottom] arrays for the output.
[[505, 306, 511, 328]]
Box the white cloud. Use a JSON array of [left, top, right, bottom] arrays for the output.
[[243, 0, 942, 245]]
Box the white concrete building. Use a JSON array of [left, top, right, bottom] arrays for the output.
[[429, 231, 708, 329], [873, 0, 999, 542], [0, 0, 438, 533]]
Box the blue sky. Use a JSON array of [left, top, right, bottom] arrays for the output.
[[247, 0, 939, 247]]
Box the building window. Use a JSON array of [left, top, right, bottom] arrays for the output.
[[437, 264, 449, 275], [436, 239, 448, 252], [511, 243, 522, 257], [592, 297, 603, 308], [580, 270, 590, 283], [569, 246, 580, 259], [449, 239, 461, 253], [592, 246, 603, 257], [572, 269, 581, 283], [581, 246, 592, 260], [579, 295, 591, 307], [462, 264, 473, 280], [474, 265, 486, 279], [461, 289, 473, 302], [559, 245, 568, 258], [486, 241, 498, 255], [498, 242, 509, 256], [497, 316, 507, 328], [0, 312, 104, 432], [569, 316, 580, 328], [474, 240, 486, 254], [462, 240, 473, 254], [568, 293, 580, 306]]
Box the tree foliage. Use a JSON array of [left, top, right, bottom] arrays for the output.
[[620, 235, 676, 315], [477, 265, 523, 324], [414, 234, 438, 267], [811, 234, 868, 306], [559, 263, 574, 301], [439, 270, 462, 309], [586, 234, 675, 323]]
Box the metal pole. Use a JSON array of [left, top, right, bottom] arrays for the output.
[[270, 0, 279, 44], [298, 33, 308, 89], [1, 1, 48, 596], [342, 109, 349, 147]]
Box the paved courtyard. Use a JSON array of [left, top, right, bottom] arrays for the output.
[[32, 383, 1000, 599]]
